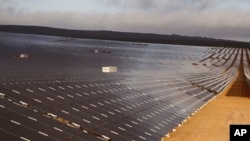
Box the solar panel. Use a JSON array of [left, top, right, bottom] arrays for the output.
[[0, 32, 243, 141]]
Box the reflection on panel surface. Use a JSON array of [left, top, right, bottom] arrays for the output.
[[0, 32, 247, 141]]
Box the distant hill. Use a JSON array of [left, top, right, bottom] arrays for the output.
[[1, 25, 250, 48]]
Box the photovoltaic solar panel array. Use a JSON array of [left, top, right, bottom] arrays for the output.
[[0, 32, 249, 141]]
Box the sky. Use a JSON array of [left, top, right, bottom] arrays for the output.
[[1, 0, 250, 42]]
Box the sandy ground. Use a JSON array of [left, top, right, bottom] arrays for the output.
[[163, 66, 250, 141]]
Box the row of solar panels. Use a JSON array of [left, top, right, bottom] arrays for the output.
[[1, 71, 212, 139], [0, 65, 238, 140], [0, 33, 245, 141], [0, 79, 202, 140], [243, 48, 250, 87]]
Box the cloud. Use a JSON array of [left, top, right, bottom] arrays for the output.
[[0, 0, 19, 13], [0, 0, 17, 6], [1, 0, 250, 41], [105, 0, 217, 12]]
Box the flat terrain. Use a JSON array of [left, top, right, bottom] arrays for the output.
[[1, 32, 250, 141], [164, 59, 250, 141]]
